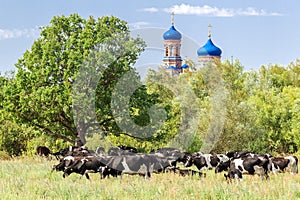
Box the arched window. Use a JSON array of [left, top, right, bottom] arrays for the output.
[[166, 47, 169, 56]]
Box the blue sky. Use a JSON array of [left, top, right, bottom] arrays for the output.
[[1, 0, 300, 73]]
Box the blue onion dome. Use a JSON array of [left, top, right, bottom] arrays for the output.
[[197, 39, 222, 57], [181, 64, 189, 69], [163, 26, 182, 40]]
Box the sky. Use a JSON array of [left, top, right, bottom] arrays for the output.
[[1, 0, 300, 74]]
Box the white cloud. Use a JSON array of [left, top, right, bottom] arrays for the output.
[[129, 21, 151, 29], [164, 4, 234, 17], [140, 7, 159, 13], [0, 28, 39, 40], [142, 4, 283, 17], [237, 7, 282, 16]]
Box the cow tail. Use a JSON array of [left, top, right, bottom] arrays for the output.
[[295, 156, 298, 174]]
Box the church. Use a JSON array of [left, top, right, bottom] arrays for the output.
[[162, 13, 222, 75]]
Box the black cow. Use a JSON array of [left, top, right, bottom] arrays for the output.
[[36, 146, 51, 157], [118, 145, 138, 153], [226, 150, 253, 159], [224, 156, 269, 181]]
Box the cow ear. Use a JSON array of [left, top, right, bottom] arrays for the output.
[[76, 160, 85, 169], [65, 160, 71, 167]]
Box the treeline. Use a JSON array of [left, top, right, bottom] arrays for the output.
[[0, 14, 299, 157], [140, 59, 300, 155], [193, 60, 300, 154]]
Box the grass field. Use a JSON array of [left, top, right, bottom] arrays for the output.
[[0, 157, 299, 200]]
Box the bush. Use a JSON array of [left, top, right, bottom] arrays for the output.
[[0, 120, 33, 156], [25, 135, 71, 156], [0, 151, 11, 160]]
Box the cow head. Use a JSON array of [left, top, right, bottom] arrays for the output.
[[185, 155, 207, 171], [184, 155, 194, 167], [224, 169, 242, 181], [215, 160, 230, 173]]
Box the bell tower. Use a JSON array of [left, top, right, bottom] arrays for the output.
[[163, 12, 182, 74]]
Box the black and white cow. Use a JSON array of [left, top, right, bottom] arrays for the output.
[[224, 155, 269, 181], [215, 159, 231, 173], [150, 148, 189, 171], [52, 155, 80, 174], [53, 155, 110, 179], [285, 156, 298, 174], [216, 153, 270, 175], [101, 154, 149, 178], [99, 153, 176, 178], [269, 156, 298, 175], [184, 153, 230, 171], [62, 156, 107, 179]]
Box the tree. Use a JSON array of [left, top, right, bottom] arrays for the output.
[[4, 14, 146, 145]]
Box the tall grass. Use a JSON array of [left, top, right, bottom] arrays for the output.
[[0, 157, 299, 200]]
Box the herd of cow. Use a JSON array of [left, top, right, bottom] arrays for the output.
[[37, 145, 299, 181]]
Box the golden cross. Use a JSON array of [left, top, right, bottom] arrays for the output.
[[208, 24, 212, 38], [171, 12, 175, 26]]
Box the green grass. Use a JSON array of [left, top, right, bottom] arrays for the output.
[[0, 157, 299, 200]]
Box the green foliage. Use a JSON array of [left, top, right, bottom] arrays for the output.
[[1, 14, 300, 155], [3, 14, 145, 147], [0, 120, 34, 156], [25, 134, 71, 156], [251, 87, 300, 153]]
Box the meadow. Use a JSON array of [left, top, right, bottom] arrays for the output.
[[0, 157, 299, 200]]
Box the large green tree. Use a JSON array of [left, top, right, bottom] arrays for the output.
[[4, 14, 146, 145]]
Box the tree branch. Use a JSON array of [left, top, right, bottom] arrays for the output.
[[21, 113, 74, 143]]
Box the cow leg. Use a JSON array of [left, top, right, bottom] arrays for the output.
[[84, 173, 90, 180], [264, 168, 270, 180], [265, 173, 270, 180], [147, 171, 151, 179], [100, 167, 111, 179], [63, 172, 68, 178], [254, 166, 268, 180]]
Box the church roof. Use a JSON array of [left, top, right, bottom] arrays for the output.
[[197, 38, 222, 57], [163, 25, 182, 40], [181, 63, 189, 69]]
